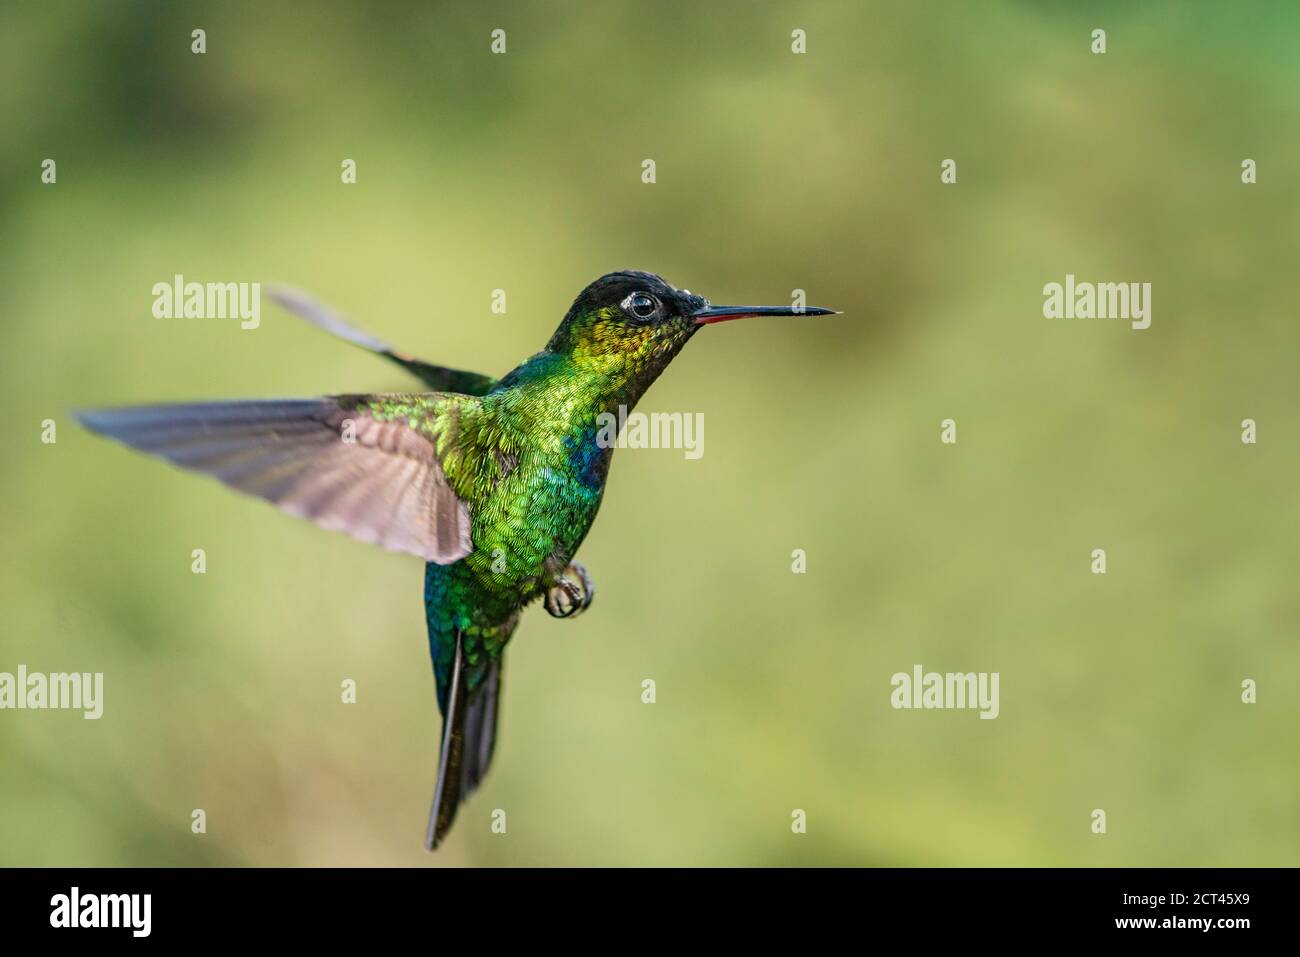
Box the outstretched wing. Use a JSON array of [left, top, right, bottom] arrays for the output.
[[267, 286, 497, 396], [78, 395, 474, 563]]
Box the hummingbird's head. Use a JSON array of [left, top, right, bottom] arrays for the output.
[[547, 270, 834, 378]]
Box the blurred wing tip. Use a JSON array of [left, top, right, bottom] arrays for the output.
[[266, 284, 394, 354], [264, 283, 314, 307], [75, 407, 129, 439]]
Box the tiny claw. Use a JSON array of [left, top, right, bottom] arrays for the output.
[[545, 579, 582, 618], [544, 561, 595, 619]]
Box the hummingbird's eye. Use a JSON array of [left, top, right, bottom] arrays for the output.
[[623, 292, 659, 321]]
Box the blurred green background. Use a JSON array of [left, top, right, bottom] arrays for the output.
[[2, 1, 1297, 866]]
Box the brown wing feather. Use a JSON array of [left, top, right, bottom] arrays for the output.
[[78, 398, 473, 564]]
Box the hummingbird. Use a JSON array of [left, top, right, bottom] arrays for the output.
[[79, 271, 835, 849]]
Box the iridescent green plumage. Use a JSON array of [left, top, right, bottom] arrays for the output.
[[78, 270, 835, 849]]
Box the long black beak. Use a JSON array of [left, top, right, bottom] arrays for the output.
[[692, 303, 838, 325]]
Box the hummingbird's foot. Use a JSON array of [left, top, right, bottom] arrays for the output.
[[544, 561, 595, 619]]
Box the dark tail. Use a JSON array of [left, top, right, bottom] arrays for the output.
[[425, 630, 503, 850]]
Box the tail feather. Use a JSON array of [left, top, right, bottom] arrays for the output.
[[461, 658, 502, 796], [425, 631, 504, 851]]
